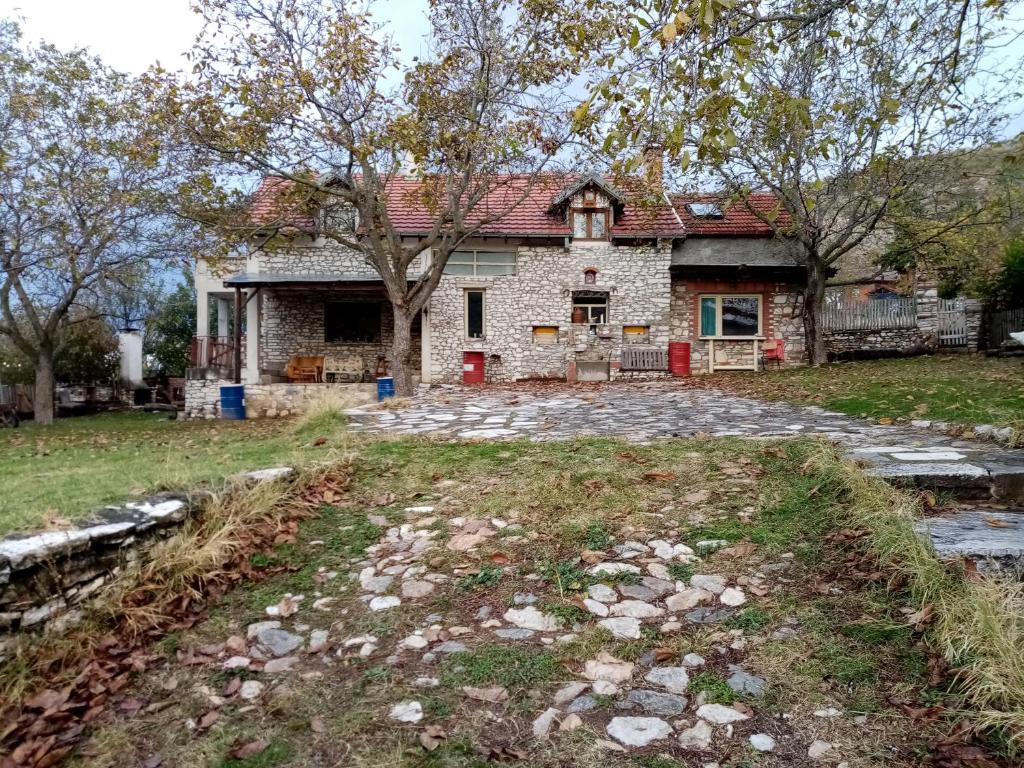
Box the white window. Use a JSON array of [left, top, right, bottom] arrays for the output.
[[465, 290, 485, 339], [699, 295, 762, 338], [444, 250, 516, 276], [572, 292, 608, 324]]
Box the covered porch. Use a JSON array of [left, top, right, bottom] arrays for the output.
[[216, 272, 425, 386]]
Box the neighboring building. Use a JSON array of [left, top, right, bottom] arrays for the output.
[[192, 173, 806, 395]]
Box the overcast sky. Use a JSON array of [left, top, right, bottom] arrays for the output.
[[2, 0, 1021, 137]]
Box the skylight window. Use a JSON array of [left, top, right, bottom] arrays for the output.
[[686, 202, 725, 219]]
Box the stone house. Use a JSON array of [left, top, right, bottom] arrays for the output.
[[191, 174, 806, 406]]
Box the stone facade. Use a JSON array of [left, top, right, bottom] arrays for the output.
[[184, 378, 376, 419], [426, 239, 674, 383], [669, 278, 806, 372], [823, 327, 936, 357]]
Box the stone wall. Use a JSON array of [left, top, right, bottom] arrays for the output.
[[184, 379, 377, 419], [669, 277, 806, 372], [257, 237, 426, 277], [426, 240, 674, 383], [0, 469, 293, 654], [823, 327, 936, 357]]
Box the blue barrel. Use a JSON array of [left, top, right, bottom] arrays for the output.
[[220, 384, 246, 420], [377, 376, 395, 401]]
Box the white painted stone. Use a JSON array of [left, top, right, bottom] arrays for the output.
[[719, 587, 746, 607], [677, 720, 713, 750], [369, 596, 401, 611], [504, 606, 559, 631], [584, 598, 609, 617], [588, 584, 619, 602], [808, 740, 833, 759], [666, 588, 712, 611], [749, 734, 776, 752], [609, 599, 664, 619], [890, 451, 966, 461], [588, 562, 642, 576], [582, 652, 635, 683], [533, 707, 560, 738], [690, 575, 726, 594], [644, 667, 689, 694], [553, 682, 589, 705]]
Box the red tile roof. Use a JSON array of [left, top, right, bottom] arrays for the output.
[[249, 175, 786, 239], [671, 193, 791, 237]]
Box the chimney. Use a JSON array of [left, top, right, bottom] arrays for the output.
[[642, 143, 665, 193], [400, 150, 419, 176]]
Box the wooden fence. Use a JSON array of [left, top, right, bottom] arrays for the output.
[[822, 295, 917, 331], [986, 307, 1024, 349]]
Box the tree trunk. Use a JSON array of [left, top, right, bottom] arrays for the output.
[[34, 347, 56, 425], [389, 304, 417, 396], [803, 254, 828, 365]]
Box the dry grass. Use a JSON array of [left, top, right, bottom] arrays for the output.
[[806, 446, 1024, 748], [293, 387, 366, 435]]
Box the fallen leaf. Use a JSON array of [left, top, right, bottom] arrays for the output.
[[313, 436, 328, 447], [489, 552, 511, 564], [462, 685, 509, 703], [419, 725, 447, 751], [229, 739, 270, 759], [310, 716, 325, 733], [718, 542, 758, 558], [983, 517, 1011, 528], [196, 709, 220, 731], [906, 604, 936, 629], [642, 471, 677, 482]]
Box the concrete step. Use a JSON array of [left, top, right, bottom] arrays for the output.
[[915, 507, 1024, 572], [862, 450, 1024, 504]]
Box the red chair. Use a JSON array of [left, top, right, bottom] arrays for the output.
[[761, 339, 784, 370]]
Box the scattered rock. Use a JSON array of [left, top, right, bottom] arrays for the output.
[[750, 734, 776, 752], [684, 607, 736, 624], [504, 606, 558, 631], [591, 680, 619, 696], [223, 656, 251, 670], [446, 531, 490, 551], [553, 682, 589, 705], [512, 592, 538, 605], [584, 599, 609, 617], [808, 740, 833, 759], [588, 584, 619, 603], [677, 719, 713, 750], [402, 580, 435, 598], [308, 630, 329, 654], [618, 584, 658, 601], [559, 714, 584, 732], [462, 686, 509, 703], [665, 588, 713, 611], [626, 690, 688, 716], [389, 701, 423, 723], [246, 621, 280, 640], [494, 628, 535, 640], [598, 617, 642, 640], [609, 600, 664, 619], [435, 641, 468, 654], [588, 562, 641, 576], [682, 653, 706, 668], [813, 707, 843, 718], [238, 680, 265, 700], [413, 676, 440, 687], [690, 574, 726, 594], [583, 652, 635, 683], [532, 707, 560, 738], [644, 667, 689, 694], [567, 695, 598, 713], [263, 656, 299, 674], [401, 634, 429, 650], [255, 628, 303, 658], [727, 668, 766, 698], [369, 596, 401, 611], [719, 587, 746, 607], [696, 703, 749, 724], [606, 716, 672, 747]]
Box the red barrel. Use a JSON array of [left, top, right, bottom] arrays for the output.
[[463, 351, 485, 384], [668, 341, 691, 377]]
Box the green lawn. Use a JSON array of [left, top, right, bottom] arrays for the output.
[[0, 411, 348, 535], [705, 354, 1024, 434]]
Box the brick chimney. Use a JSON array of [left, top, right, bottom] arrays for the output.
[[642, 143, 665, 193]]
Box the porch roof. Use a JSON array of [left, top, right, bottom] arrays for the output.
[[222, 272, 409, 288]]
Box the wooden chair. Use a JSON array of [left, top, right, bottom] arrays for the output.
[[286, 355, 324, 383], [760, 340, 784, 370]]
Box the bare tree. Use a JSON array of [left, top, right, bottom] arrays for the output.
[[0, 22, 184, 423], [162, 0, 576, 394]]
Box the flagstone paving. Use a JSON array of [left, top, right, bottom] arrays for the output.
[[348, 383, 1024, 563], [348, 382, 1024, 494]]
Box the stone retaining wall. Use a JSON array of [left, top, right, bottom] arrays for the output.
[[823, 327, 936, 357], [185, 380, 377, 419], [0, 468, 293, 657]]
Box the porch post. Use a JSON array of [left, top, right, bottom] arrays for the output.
[[245, 289, 260, 384], [233, 287, 242, 384], [197, 289, 210, 338], [420, 306, 431, 384]]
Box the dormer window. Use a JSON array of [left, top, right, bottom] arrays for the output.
[[572, 208, 608, 240]]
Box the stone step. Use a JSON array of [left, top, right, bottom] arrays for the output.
[[863, 456, 1024, 504], [915, 508, 1024, 571]]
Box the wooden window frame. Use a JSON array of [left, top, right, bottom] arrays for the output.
[[464, 289, 486, 340], [698, 294, 763, 339], [571, 208, 610, 241]]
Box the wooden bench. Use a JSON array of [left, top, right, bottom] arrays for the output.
[[620, 347, 668, 371]]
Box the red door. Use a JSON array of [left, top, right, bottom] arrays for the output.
[[463, 351, 485, 384]]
